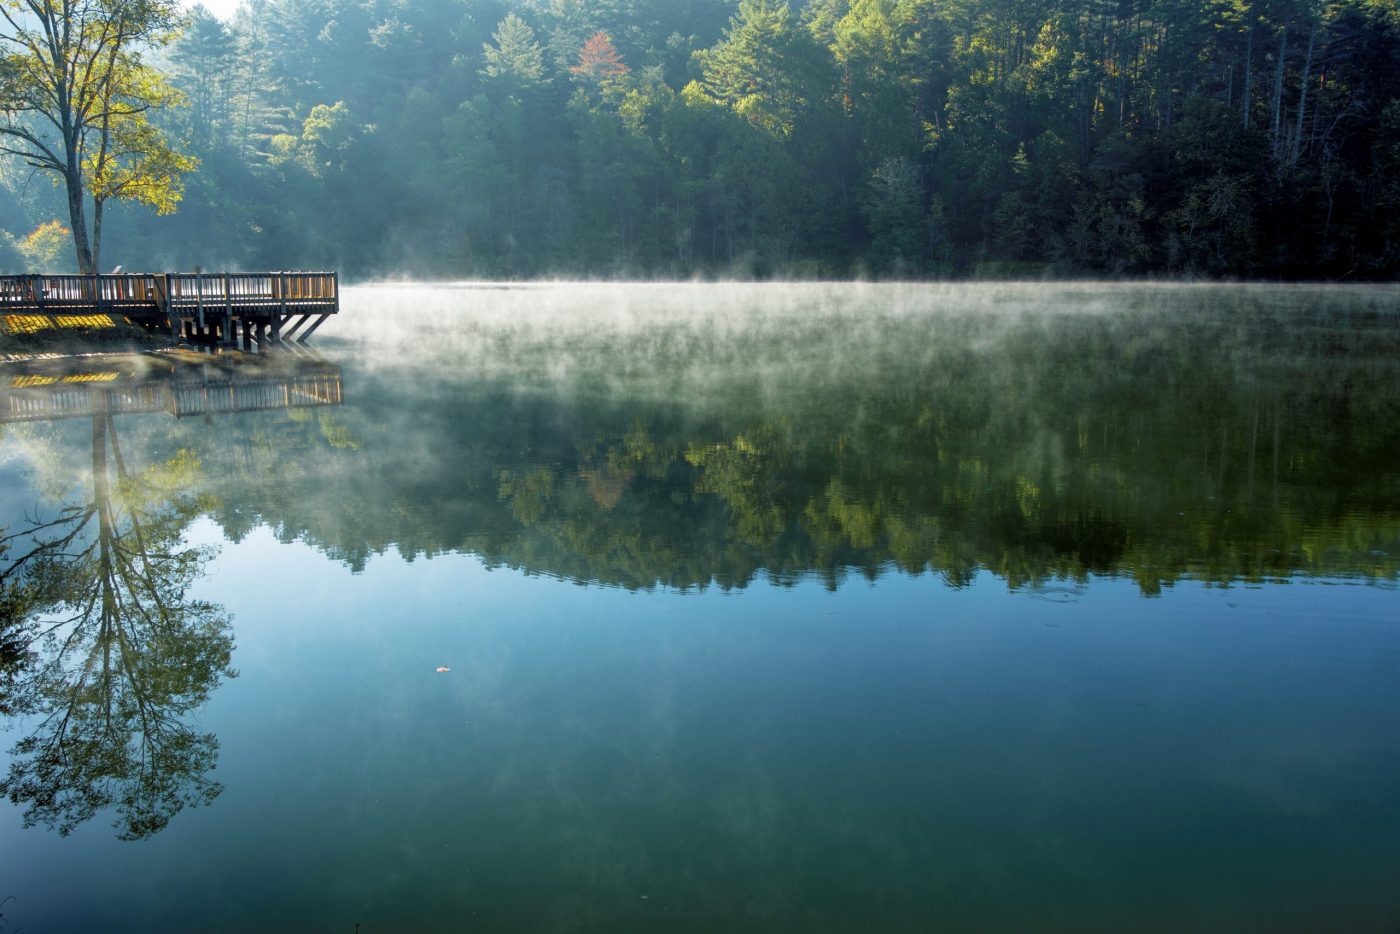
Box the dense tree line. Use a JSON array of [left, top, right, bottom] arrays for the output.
[[5, 0, 1400, 277]]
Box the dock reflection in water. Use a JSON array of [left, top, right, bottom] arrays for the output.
[[0, 350, 344, 423]]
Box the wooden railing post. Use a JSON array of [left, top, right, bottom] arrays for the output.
[[160, 274, 178, 338], [222, 273, 233, 346]]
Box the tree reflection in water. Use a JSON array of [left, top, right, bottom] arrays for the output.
[[0, 405, 234, 840]]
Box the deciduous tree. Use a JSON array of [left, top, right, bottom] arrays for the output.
[[571, 31, 629, 86], [0, 0, 189, 272]]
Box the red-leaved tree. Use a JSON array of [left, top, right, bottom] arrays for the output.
[[570, 31, 629, 85]]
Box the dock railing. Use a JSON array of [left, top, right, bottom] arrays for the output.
[[0, 272, 338, 315]]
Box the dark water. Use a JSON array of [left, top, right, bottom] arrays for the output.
[[2, 283, 1399, 932]]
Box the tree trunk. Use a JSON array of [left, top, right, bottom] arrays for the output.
[[1290, 23, 1316, 168], [92, 410, 113, 586], [65, 175, 95, 275], [93, 199, 105, 275], [1270, 25, 1287, 156], [62, 110, 95, 274], [1242, 9, 1254, 129]]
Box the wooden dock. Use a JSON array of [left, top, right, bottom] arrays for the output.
[[0, 271, 338, 348]]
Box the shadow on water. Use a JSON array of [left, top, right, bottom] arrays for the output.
[[0, 352, 344, 839]]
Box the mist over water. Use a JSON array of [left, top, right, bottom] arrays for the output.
[[298, 281, 1400, 590], [2, 283, 1400, 932]]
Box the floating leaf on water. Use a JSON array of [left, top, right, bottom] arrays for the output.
[[1021, 584, 1084, 604]]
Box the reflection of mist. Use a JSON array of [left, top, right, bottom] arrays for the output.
[[277, 283, 1400, 593]]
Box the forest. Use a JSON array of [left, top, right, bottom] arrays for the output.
[[3, 0, 1400, 278]]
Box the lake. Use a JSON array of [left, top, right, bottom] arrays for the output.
[[2, 282, 1399, 932]]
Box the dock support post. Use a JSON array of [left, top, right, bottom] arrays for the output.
[[241, 318, 252, 352], [299, 314, 331, 343], [161, 275, 178, 339], [284, 314, 312, 340]]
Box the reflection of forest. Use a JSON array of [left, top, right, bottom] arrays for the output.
[[0, 354, 342, 838], [184, 296, 1400, 593], [1, 410, 233, 838]]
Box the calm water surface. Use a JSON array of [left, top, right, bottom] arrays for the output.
[[2, 283, 1399, 932]]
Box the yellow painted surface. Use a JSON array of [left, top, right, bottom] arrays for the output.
[[2, 312, 122, 335], [12, 371, 119, 387], [61, 372, 121, 383], [4, 315, 52, 335]]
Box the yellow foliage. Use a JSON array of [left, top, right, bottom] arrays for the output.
[[13, 221, 71, 269]]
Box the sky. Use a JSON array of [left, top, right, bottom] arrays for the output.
[[185, 0, 240, 21]]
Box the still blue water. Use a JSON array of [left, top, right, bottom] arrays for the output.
[[2, 283, 1399, 931]]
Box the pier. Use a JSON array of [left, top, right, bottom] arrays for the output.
[[0, 271, 338, 348]]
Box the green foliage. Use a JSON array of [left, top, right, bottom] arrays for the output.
[[0, 0, 189, 272], [695, 0, 830, 139], [861, 156, 927, 272], [481, 13, 547, 90], [87, 96, 198, 217], [1375, 100, 1400, 268], [169, 8, 239, 152], [0, 414, 234, 839], [298, 101, 360, 176], [9, 0, 1397, 277]]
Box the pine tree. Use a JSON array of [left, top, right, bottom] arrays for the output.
[[481, 13, 547, 89]]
